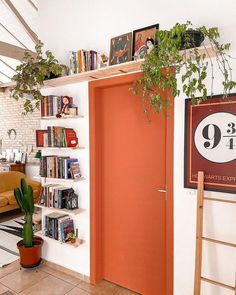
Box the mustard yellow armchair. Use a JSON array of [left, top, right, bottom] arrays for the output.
[[0, 171, 41, 214]]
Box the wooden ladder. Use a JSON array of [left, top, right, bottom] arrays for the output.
[[194, 171, 236, 295]]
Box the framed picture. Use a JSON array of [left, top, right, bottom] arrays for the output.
[[132, 24, 159, 60], [184, 93, 236, 193], [109, 32, 132, 65], [36, 130, 48, 147]]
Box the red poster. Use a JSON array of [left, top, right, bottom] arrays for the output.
[[185, 94, 236, 193]]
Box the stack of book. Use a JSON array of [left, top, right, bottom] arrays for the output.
[[70, 50, 105, 74], [41, 96, 73, 117], [38, 185, 78, 209], [44, 213, 75, 242], [36, 127, 78, 148], [39, 156, 82, 179]]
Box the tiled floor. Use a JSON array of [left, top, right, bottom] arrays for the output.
[[0, 260, 139, 295]]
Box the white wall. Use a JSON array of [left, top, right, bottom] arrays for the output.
[[38, 1, 236, 294]]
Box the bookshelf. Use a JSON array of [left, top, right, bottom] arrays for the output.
[[0, 45, 217, 91], [36, 94, 88, 259]]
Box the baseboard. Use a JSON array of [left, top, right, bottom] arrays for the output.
[[43, 259, 90, 283]]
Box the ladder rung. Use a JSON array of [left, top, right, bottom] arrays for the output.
[[202, 237, 236, 247], [201, 276, 235, 291], [203, 197, 236, 204]]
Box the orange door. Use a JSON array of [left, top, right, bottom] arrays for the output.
[[90, 73, 173, 295]]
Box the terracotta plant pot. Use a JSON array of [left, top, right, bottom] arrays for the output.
[[17, 236, 43, 268]]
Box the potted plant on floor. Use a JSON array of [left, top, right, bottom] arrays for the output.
[[132, 21, 236, 114], [11, 41, 68, 114], [14, 178, 43, 268]]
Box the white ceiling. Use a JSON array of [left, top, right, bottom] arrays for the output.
[[0, 0, 38, 83]]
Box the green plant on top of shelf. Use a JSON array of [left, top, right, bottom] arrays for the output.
[[11, 41, 68, 114], [132, 21, 236, 115]]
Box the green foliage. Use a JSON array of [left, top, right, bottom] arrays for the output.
[[132, 21, 236, 114], [11, 41, 68, 114], [14, 178, 35, 247]]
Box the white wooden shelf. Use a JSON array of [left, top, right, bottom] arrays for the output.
[[35, 231, 83, 248], [38, 146, 85, 150], [0, 45, 216, 90], [35, 204, 84, 215], [34, 176, 85, 182], [41, 115, 84, 120]]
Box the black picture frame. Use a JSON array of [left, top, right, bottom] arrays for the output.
[[132, 23, 159, 60]]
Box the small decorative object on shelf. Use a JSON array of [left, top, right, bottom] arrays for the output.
[[34, 150, 42, 159], [68, 106, 78, 116], [70, 162, 82, 179], [67, 232, 76, 243], [65, 188, 79, 210]]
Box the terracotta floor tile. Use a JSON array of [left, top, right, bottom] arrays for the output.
[[0, 261, 21, 279], [36, 263, 57, 275], [77, 281, 119, 295], [65, 287, 90, 295], [0, 283, 10, 293], [114, 286, 140, 295], [0, 268, 48, 293], [52, 269, 82, 286], [18, 275, 74, 295], [0, 291, 17, 295]]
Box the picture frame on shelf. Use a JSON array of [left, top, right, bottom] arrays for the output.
[[109, 32, 132, 66], [132, 23, 159, 60], [184, 93, 236, 194]]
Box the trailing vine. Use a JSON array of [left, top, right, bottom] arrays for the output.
[[132, 21, 236, 114], [11, 41, 68, 114]]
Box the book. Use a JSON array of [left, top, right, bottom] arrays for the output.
[[70, 162, 82, 179], [65, 158, 78, 179], [65, 128, 78, 147]]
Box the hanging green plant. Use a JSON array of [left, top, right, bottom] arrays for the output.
[[132, 21, 236, 114], [11, 41, 68, 114]]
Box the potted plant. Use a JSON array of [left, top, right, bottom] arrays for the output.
[[132, 21, 236, 114], [14, 178, 43, 268], [11, 41, 68, 114]]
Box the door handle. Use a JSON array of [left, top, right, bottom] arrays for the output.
[[157, 189, 167, 193]]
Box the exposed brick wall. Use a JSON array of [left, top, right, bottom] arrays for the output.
[[0, 90, 40, 162]]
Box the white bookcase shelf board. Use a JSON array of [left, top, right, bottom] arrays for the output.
[[0, 45, 217, 90], [41, 115, 84, 120], [34, 176, 85, 182], [35, 231, 84, 248], [39, 146, 85, 150], [35, 204, 84, 216]]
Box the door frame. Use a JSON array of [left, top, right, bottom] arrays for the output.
[[89, 73, 174, 295]]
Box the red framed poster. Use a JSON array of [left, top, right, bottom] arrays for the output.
[[185, 93, 236, 193]]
